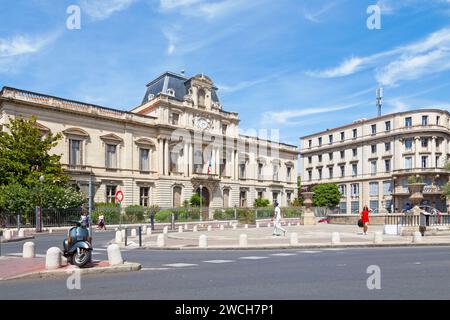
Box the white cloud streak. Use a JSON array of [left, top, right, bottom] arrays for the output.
[[79, 0, 136, 21], [302, 1, 341, 23]]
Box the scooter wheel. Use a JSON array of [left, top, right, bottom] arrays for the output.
[[71, 249, 92, 268]]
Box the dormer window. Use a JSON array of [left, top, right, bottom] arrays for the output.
[[147, 94, 154, 101], [166, 88, 175, 97], [198, 89, 206, 107]]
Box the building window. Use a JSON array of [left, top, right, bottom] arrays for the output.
[[220, 158, 227, 177], [351, 201, 359, 214], [421, 137, 428, 148], [371, 124, 377, 135], [352, 164, 357, 177], [308, 140, 312, 148], [318, 137, 322, 146], [385, 121, 391, 131], [436, 156, 441, 168], [404, 138, 413, 150], [422, 115, 428, 126], [239, 163, 246, 179], [328, 167, 333, 179], [371, 145, 377, 154], [385, 142, 391, 152], [370, 200, 379, 212], [198, 89, 206, 107], [436, 116, 440, 125], [329, 152, 333, 161], [339, 184, 347, 196], [421, 156, 428, 168], [404, 156, 413, 169], [405, 117, 412, 127], [170, 151, 179, 173], [340, 202, 347, 214], [340, 165, 345, 177], [273, 165, 279, 181], [140, 187, 150, 207], [139, 148, 150, 172], [171, 113, 179, 125], [385, 159, 391, 172], [287, 192, 292, 204], [383, 181, 393, 196], [272, 192, 279, 204], [340, 132, 345, 141], [223, 189, 230, 208], [106, 185, 117, 203], [173, 186, 182, 207], [222, 124, 227, 135], [308, 170, 312, 181], [318, 168, 322, 180], [351, 184, 359, 197], [369, 182, 379, 196], [329, 134, 333, 144], [318, 154, 322, 162], [352, 129, 357, 139], [308, 156, 312, 164], [371, 161, 377, 174], [257, 191, 263, 199], [340, 150, 345, 159], [106, 144, 117, 169], [69, 139, 82, 166], [287, 167, 292, 181]]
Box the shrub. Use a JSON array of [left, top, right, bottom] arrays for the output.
[[255, 207, 273, 219], [213, 209, 224, 220], [124, 205, 148, 223], [283, 207, 303, 218], [408, 175, 424, 184], [190, 194, 201, 207], [237, 208, 256, 224], [175, 208, 200, 222], [92, 202, 121, 224], [155, 209, 172, 223], [254, 198, 270, 208]]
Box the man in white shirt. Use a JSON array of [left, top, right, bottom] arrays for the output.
[[272, 201, 286, 236]]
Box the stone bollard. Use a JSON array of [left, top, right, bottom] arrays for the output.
[[156, 234, 165, 247], [179, 226, 183, 233], [267, 223, 271, 228], [131, 228, 137, 237], [49, 228, 53, 234], [220, 225, 224, 231], [413, 231, 422, 243], [4, 230, 11, 240], [374, 232, 383, 244], [107, 244, 124, 266], [290, 233, 299, 246], [163, 226, 169, 234], [184, 224, 188, 230], [45, 247, 62, 270], [256, 222, 260, 229], [121, 229, 126, 239], [239, 234, 248, 247], [297, 222, 300, 226], [232, 224, 237, 230], [61, 256, 68, 267], [18, 229, 25, 238], [244, 224, 248, 229], [331, 232, 340, 245], [193, 225, 198, 233], [207, 225, 212, 232], [115, 230, 123, 243], [288, 222, 291, 227], [22, 242, 35, 258], [199, 234, 208, 248], [142, 225, 147, 234], [146, 228, 152, 236]]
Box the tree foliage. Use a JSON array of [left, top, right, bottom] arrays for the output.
[[311, 184, 341, 207]]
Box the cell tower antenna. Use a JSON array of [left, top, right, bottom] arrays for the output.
[[376, 87, 383, 117]]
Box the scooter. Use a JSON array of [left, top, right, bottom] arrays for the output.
[[63, 220, 93, 267]]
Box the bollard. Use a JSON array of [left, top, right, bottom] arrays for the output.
[[115, 230, 123, 243], [146, 227, 152, 237], [288, 222, 291, 227], [121, 229, 126, 239], [131, 228, 137, 237], [193, 225, 198, 233], [61, 255, 68, 267], [49, 228, 53, 234], [297, 222, 300, 227], [107, 244, 124, 266], [163, 226, 169, 234], [4, 230, 11, 240], [199, 234, 208, 248], [45, 247, 62, 270], [256, 222, 260, 229], [142, 225, 147, 234], [374, 232, 383, 244], [220, 225, 224, 231], [331, 232, 340, 245], [18, 229, 25, 238], [239, 234, 248, 247], [156, 234, 165, 247], [207, 225, 212, 232], [267, 223, 271, 228], [23, 242, 35, 258], [413, 231, 422, 243], [290, 233, 299, 246], [179, 226, 183, 233], [184, 224, 188, 231], [232, 224, 237, 230], [138, 226, 142, 247], [244, 224, 248, 229]]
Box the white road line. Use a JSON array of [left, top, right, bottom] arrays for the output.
[[162, 263, 198, 268], [95, 248, 108, 251], [270, 253, 297, 257], [238, 256, 268, 260], [141, 267, 170, 271], [297, 250, 322, 254], [7, 253, 46, 258], [203, 260, 235, 264]]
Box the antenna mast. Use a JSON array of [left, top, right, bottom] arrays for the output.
[[376, 87, 383, 117]]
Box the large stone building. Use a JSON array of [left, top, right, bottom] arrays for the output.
[[300, 109, 450, 214], [0, 72, 298, 214]]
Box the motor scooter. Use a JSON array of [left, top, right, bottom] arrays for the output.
[[63, 220, 93, 267]]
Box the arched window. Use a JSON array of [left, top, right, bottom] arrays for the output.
[[223, 189, 230, 208], [173, 186, 182, 208]]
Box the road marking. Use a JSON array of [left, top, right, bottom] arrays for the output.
[[162, 263, 198, 268], [270, 253, 297, 257], [203, 260, 235, 264], [413, 262, 421, 265], [336, 264, 347, 267], [298, 250, 322, 254], [95, 248, 108, 251], [239, 256, 268, 260], [141, 267, 170, 271], [7, 253, 46, 258]]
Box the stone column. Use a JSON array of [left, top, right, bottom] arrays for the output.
[[414, 136, 421, 169], [164, 139, 169, 175], [215, 148, 220, 175], [230, 149, 235, 179], [188, 143, 193, 175], [158, 139, 164, 175], [431, 136, 436, 168]]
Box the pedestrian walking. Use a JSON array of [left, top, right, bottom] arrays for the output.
[[272, 201, 286, 237], [97, 214, 106, 230], [360, 205, 370, 235]]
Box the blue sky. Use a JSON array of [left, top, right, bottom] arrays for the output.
[[1, 0, 450, 146]]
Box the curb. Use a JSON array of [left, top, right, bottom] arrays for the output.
[[0, 262, 142, 281], [0, 236, 35, 243]]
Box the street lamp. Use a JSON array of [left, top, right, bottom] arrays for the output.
[[36, 175, 45, 232], [199, 185, 203, 222]]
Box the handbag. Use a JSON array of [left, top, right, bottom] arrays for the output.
[[357, 219, 363, 228]]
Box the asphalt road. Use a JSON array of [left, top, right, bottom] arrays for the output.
[[1, 232, 450, 299]]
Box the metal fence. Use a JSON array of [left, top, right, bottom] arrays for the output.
[[0, 208, 82, 228]]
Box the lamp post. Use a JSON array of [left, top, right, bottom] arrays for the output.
[[199, 185, 203, 222], [36, 175, 45, 232]]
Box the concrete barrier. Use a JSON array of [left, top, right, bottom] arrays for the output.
[[413, 232, 422, 243], [131, 228, 137, 237], [374, 232, 383, 244], [157, 234, 165, 247], [18, 229, 25, 237], [146, 228, 152, 236], [244, 224, 248, 229], [331, 232, 340, 245], [121, 229, 126, 239], [4, 230, 11, 240], [290, 233, 298, 245], [199, 235, 208, 248], [193, 226, 198, 233], [239, 234, 248, 248], [45, 247, 62, 270], [23, 242, 35, 258], [207, 225, 212, 232], [115, 230, 123, 243], [256, 222, 260, 229], [220, 225, 224, 231], [163, 226, 169, 234], [107, 244, 124, 266], [184, 224, 188, 230], [178, 226, 183, 233], [232, 224, 237, 230]]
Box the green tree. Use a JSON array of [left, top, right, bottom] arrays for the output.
[[190, 193, 201, 207], [254, 198, 270, 207], [0, 116, 67, 187], [311, 184, 341, 207]]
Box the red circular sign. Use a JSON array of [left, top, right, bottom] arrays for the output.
[[115, 190, 124, 203]]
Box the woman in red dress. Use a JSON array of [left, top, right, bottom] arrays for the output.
[[361, 205, 370, 235]]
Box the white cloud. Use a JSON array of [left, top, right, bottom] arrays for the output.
[[306, 56, 368, 78], [217, 73, 284, 93], [79, 0, 136, 21], [302, 1, 341, 23], [159, 0, 204, 10]]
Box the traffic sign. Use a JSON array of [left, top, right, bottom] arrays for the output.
[[115, 190, 124, 203]]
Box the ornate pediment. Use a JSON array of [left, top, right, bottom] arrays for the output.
[[100, 133, 123, 143], [135, 138, 156, 147], [63, 127, 89, 137]]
